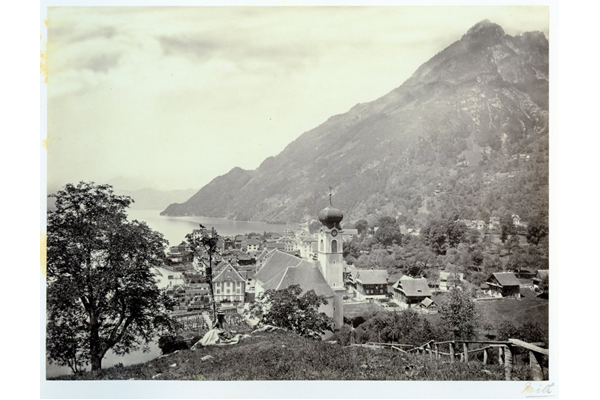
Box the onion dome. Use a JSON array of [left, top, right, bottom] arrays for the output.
[[318, 206, 343, 229]]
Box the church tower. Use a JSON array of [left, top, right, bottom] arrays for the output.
[[317, 193, 345, 330]]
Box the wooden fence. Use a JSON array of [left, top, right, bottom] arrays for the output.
[[363, 338, 549, 381]]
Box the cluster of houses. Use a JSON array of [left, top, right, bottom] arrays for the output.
[[163, 201, 547, 328]]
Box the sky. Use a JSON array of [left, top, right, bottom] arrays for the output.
[[46, 5, 549, 192]]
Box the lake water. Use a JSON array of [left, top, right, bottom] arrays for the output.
[[126, 209, 297, 245], [45, 212, 295, 378]]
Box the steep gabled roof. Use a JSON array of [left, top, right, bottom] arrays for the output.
[[356, 269, 389, 285], [536, 269, 549, 279], [420, 297, 436, 308], [255, 249, 301, 284], [489, 272, 520, 287], [393, 275, 432, 297], [262, 260, 335, 298], [213, 263, 245, 283]]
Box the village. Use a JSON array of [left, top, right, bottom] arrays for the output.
[[160, 202, 549, 340]]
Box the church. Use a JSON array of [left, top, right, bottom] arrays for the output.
[[254, 199, 346, 331]]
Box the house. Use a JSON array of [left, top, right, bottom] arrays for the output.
[[392, 275, 432, 306], [265, 242, 286, 252], [419, 297, 438, 313], [342, 229, 359, 241], [234, 235, 245, 248], [240, 270, 256, 293], [532, 269, 549, 295], [474, 220, 486, 230], [212, 263, 246, 304], [299, 237, 318, 260], [280, 238, 296, 252], [484, 272, 521, 298], [245, 239, 260, 253], [439, 271, 464, 292], [512, 215, 521, 227], [353, 269, 389, 300]]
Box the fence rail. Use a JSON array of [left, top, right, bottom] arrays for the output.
[[365, 338, 548, 381]]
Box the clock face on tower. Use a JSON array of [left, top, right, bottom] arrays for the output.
[[331, 229, 338, 237]]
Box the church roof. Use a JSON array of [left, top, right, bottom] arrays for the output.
[[262, 259, 335, 298], [318, 206, 343, 229], [255, 249, 301, 284]]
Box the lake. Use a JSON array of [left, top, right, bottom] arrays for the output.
[[45, 211, 295, 378], [126, 209, 297, 245]]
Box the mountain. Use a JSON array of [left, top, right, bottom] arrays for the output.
[[115, 188, 198, 210], [162, 20, 549, 225]]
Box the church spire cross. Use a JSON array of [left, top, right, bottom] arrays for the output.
[[328, 186, 333, 206]]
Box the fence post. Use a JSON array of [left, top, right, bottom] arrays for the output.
[[483, 348, 488, 365], [498, 346, 504, 365], [427, 343, 433, 360], [434, 343, 439, 360], [449, 342, 455, 363], [504, 346, 513, 381], [529, 351, 544, 381], [463, 343, 469, 363]]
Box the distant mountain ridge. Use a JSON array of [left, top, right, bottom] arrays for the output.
[[162, 20, 549, 225]]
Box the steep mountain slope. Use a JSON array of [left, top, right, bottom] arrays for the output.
[[162, 20, 548, 225]]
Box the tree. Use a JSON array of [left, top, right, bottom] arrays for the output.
[[439, 288, 477, 340], [46, 182, 175, 372], [186, 225, 220, 325], [250, 285, 332, 339], [308, 220, 322, 234], [375, 225, 403, 247], [526, 217, 548, 245], [500, 214, 517, 244], [354, 219, 369, 235], [422, 219, 467, 255]]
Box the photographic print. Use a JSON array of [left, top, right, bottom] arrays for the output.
[[42, 1, 552, 396]]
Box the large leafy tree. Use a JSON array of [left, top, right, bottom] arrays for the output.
[[439, 288, 477, 340], [250, 285, 332, 339], [46, 182, 175, 372]]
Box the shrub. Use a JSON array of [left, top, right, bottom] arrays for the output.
[[158, 335, 189, 355]]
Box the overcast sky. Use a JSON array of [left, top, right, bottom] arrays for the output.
[[46, 6, 548, 192]]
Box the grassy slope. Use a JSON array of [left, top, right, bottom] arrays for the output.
[[51, 330, 528, 381]]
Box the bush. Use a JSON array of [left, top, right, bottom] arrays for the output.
[[158, 335, 189, 355]]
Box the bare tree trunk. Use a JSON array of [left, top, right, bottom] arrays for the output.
[[206, 251, 218, 327]]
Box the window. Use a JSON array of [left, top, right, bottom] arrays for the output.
[[331, 240, 338, 253]]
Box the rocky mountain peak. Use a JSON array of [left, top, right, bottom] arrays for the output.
[[465, 19, 506, 38]]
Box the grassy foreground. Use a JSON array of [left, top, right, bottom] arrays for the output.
[[51, 330, 530, 381]]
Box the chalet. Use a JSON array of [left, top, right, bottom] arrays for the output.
[[419, 297, 438, 313], [213, 263, 246, 304], [439, 271, 464, 292], [484, 272, 521, 298], [392, 275, 432, 306], [353, 269, 389, 300]]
